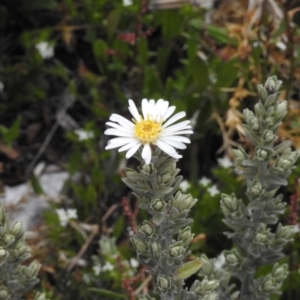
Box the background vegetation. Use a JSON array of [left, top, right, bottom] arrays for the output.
[[1, 0, 300, 299]]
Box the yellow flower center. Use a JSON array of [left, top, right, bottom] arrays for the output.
[[134, 119, 162, 144]]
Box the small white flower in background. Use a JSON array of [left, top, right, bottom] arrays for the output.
[[55, 208, 78, 227], [130, 258, 139, 268], [292, 224, 300, 233], [127, 226, 135, 237], [214, 253, 225, 270], [199, 177, 211, 187], [105, 99, 193, 164], [179, 180, 190, 192], [83, 274, 91, 283], [74, 129, 94, 141], [102, 262, 114, 272], [67, 209, 78, 219], [208, 185, 220, 197], [93, 264, 102, 275], [218, 156, 233, 168], [123, 0, 133, 5], [36, 42, 54, 59], [0, 81, 4, 92]]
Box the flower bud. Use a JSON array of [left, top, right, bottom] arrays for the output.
[[249, 117, 259, 131], [261, 277, 275, 293], [160, 171, 172, 183], [169, 241, 184, 257], [178, 226, 194, 247], [265, 117, 274, 127], [150, 242, 161, 258], [131, 238, 148, 253], [243, 109, 255, 124], [274, 100, 287, 121], [22, 260, 40, 279], [150, 198, 166, 212], [256, 148, 268, 160], [139, 221, 155, 237], [0, 286, 11, 300], [142, 164, 152, 173], [157, 276, 171, 290], [200, 278, 219, 292], [11, 221, 23, 237], [199, 254, 214, 276], [224, 249, 243, 267], [275, 224, 295, 241], [220, 194, 238, 213], [248, 181, 264, 198], [3, 234, 15, 246], [233, 147, 248, 162], [16, 244, 29, 258], [264, 94, 277, 107], [173, 192, 197, 212], [265, 76, 282, 93], [272, 263, 288, 282], [254, 102, 266, 117], [262, 130, 275, 144], [257, 85, 268, 101], [255, 233, 268, 244]]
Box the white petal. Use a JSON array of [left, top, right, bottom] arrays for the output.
[[142, 144, 152, 164], [162, 135, 191, 143], [106, 122, 133, 132], [155, 139, 177, 156], [162, 121, 191, 133], [148, 99, 155, 116], [128, 99, 141, 122], [125, 143, 142, 158], [141, 98, 149, 119], [162, 138, 187, 149], [162, 106, 176, 120], [105, 137, 137, 149], [167, 130, 193, 135], [110, 114, 135, 129], [159, 101, 169, 118], [104, 128, 134, 137], [118, 140, 141, 152], [154, 99, 165, 113], [163, 112, 186, 128]]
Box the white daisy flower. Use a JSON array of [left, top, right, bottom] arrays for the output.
[[199, 177, 211, 187], [36, 42, 54, 59], [208, 185, 220, 197], [179, 180, 190, 192], [105, 99, 193, 164], [218, 156, 233, 168], [214, 253, 225, 270]]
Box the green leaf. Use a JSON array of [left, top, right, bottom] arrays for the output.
[[190, 19, 236, 45], [0, 116, 21, 144], [112, 216, 124, 239], [107, 9, 121, 40], [88, 288, 125, 299], [87, 184, 98, 204], [137, 37, 148, 67], [190, 57, 209, 92], [30, 174, 44, 194], [93, 39, 108, 60], [175, 260, 203, 280], [156, 11, 181, 39]]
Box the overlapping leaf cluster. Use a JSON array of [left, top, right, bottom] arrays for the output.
[[123, 148, 218, 300], [198, 76, 298, 300], [0, 203, 47, 300]]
